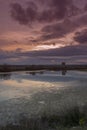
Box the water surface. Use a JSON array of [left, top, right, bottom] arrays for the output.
[[0, 70, 87, 125]]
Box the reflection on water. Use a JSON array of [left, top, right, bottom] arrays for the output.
[[62, 70, 67, 75], [0, 70, 70, 81], [27, 71, 44, 75], [0, 70, 87, 125], [0, 73, 11, 80], [26, 70, 67, 76]]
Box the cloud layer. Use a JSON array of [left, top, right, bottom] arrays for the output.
[[10, 0, 77, 25], [74, 29, 87, 44], [0, 0, 87, 64], [0, 44, 87, 64]]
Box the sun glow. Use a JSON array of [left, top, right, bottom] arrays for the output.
[[34, 44, 65, 51]]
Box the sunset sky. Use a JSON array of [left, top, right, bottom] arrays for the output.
[[0, 0, 87, 64]]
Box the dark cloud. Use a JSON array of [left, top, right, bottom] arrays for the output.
[[36, 12, 87, 42], [50, 0, 71, 18], [0, 50, 12, 60], [10, 0, 76, 25], [1, 44, 86, 60], [84, 3, 87, 11], [25, 1, 38, 24], [0, 49, 24, 60], [10, 3, 29, 25], [10, 1, 39, 25], [0, 44, 87, 64], [74, 29, 87, 44], [16, 44, 87, 57], [38, 0, 72, 22], [38, 19, 77, 41]]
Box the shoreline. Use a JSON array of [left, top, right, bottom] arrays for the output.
[[0, 64, 87, 72]]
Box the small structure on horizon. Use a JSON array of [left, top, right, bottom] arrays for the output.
[[62, 62, 66, 66], [61, 62, 66, 70]]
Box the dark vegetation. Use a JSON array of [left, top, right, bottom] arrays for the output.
[[0, 64, 87, 72], [0, 105, 87, 130]]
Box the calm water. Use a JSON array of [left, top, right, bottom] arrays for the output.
[[0, 70, 87, 125]]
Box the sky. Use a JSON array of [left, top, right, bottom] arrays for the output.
[[0, 0, 87, 64]]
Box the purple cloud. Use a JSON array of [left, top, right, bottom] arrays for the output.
[[74, 29, 87, 44], [10, 3, 29, 25], [10, 0, 77, 25], [0, 44, 87, 64]]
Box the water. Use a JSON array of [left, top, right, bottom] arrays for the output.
[[0, 70, 87, 125]]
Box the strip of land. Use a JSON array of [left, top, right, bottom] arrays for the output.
[[0, 64, 87, 72]]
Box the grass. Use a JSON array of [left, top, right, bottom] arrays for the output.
[[0, 105, 87, 130]]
